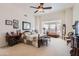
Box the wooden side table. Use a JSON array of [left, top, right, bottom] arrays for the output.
[[76, 48, 79, 56]]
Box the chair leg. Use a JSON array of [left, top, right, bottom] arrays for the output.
[[46, 40, 48, 46]]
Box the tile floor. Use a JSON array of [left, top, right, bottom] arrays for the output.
[[0, 38, 71, 56]]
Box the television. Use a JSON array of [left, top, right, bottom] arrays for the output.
[[74, 21, 79, 37]]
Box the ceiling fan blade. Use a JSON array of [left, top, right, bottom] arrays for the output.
[[34, 10, 38, 13], [30, 6, 37, 8], [43, 7, 52, 9]]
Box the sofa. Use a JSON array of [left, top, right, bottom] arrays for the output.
[[47, 32, 59, 38], [22, 32, 38, 47]]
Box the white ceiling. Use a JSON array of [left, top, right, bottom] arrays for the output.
[[16, 3, 74, 12], [0, 3, 74, 14], [28, 3, 74, 15], [20, 3, 74, 14], [52, 3, 74, 12]]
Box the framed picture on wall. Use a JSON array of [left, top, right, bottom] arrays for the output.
[[5, 20, 12, 25], [13, 19, 19, 29], [22, 21, 31, 31]]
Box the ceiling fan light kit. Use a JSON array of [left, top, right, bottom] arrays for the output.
[[30, 3, 52, 13], [37, 8, 43, 12]]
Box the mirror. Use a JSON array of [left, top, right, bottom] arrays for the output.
[[22, 21, 31, 31]]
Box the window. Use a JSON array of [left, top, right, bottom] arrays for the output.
[[43, 23, 57, 33], [43, 21, 61, 35]]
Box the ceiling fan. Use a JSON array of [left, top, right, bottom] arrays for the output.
[[30, 3, 52, 13]]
